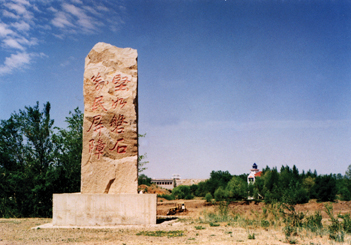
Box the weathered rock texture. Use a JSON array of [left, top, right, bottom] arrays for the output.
[[81, 42, 138, 194]]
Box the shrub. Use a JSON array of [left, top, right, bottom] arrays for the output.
[[195, 225, 205, 230], [158, 194, 175, 200], [172, 185, 194, 200], [325, 203, 344, 242], [305, 211, 323, 232], [138, 174, 151, 186], [225, 176, 247, 201], [205, 193, 213, 202], [214, 187, 226, 201]]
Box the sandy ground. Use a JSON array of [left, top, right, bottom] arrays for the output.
[[1, 199, 351, 245]]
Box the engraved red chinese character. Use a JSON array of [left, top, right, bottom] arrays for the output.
[[109, 138, 127, 154], [91, 73, 108, 91], [92, 96, 107, 112], [89, 139, 94, 153], [87, 115, 104, 136], [110, 114, 127, 134], [112, 74, 130, 91], [111, 97, 127, 109], [88, 138, 105, 160], [94, 138, 105, 159]]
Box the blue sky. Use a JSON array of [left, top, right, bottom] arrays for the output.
[[0, 0, 350, 179]]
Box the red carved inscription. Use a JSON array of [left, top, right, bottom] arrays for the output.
[[110, 138, 127, 154]]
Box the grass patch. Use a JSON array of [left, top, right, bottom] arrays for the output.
[[248, 232, 255, 239], [136, 230, 184, 237], [194, 225, 206, 230], [0, 220, 21, 224], [209, 222, 220, 227]]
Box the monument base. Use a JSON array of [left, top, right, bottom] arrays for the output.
[[53, 193, 157, 226]]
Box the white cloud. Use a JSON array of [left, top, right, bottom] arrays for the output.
[[12, 0, 30, 6], [47, 6, 58, 13], [51, 11, 74, 28], [3, 38, 25, 50], [4, 1, 34, 21], [5, 3, 27, 15], [0, 52, 31, 75], [11, 21, 30, 31], [62, 3, 95, 31], [0, 23, 15, 37], [2, 10, 19, 19], [0, 1, 125, 75], [71, 0, 83, 4]]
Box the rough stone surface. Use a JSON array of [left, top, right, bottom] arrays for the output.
[[81, 42, 138, 194]]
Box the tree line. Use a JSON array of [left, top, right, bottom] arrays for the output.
[[163, 165, 351, 204]]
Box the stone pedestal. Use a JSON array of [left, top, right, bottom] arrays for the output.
[[53, 193, 157, 226]]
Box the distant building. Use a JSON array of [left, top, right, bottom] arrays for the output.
[[247, 163, 262, 184], [150, 178, 175, 190], [151, 174, 207, 190]]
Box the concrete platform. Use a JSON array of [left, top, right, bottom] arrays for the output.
[[53, 193, 157, 226]]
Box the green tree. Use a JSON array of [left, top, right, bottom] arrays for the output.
[[0, 115, 26, 217], [138, 134, 149, 173], [172, 185, 193, 200], [0, 103, 84, 218], [0, 102, 56, 217], [52, 108, 83, 193], [214, 186, 226, 201], [17, 102, 55, 217], [202, 170, 232, 196], [225, 176, 248, 201], [345, 165, 351, 179], [313, 174, 337, 202], [138, 174, 151, 185], [205, 192, 213, 202]]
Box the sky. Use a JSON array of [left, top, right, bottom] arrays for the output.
[[0, 0, 350, 179]]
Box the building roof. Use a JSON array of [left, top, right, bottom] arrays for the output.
[[255, 171, 262, 177]]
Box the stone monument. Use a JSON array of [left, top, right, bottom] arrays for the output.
[[52, 43, 156, 226], [81, 42, 138, 194]]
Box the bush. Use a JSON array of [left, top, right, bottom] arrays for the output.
[[172, 185, 194, 200], [225, 176, 248, 201], [158, 194, 175, 200], [138, 174, 151, 186], [205, 193, 213, 202], [214, 187, 226, 201], [314, 175, 337, 202]]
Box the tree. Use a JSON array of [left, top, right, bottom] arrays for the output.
[[0, 102, 56, 217], [16, 102, 55, 217], [225, 176, 248, 201], [0, 115, 26, 217], [313, 174, 337, 202], [0, 103, 84, 218], [172, 185, 193, 200], [205, 192, 213, 202], [52, 108, 83, 193], [214, 186, 226, 201], [138, 174, 151, 185], [345, 164, 351, 180], [204, 170, 232, 196], [138, 134, 149, 173]]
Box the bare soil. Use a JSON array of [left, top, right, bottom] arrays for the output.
[[1, 199, 351, 245]]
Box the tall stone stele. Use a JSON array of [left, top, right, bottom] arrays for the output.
[[52, 43, 156, 226], [81, 42, 138, 194]]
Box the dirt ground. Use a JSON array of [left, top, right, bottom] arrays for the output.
[[1, 199, 351, 245]]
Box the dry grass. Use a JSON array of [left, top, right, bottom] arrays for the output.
[[1, 200, 351, 244]]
